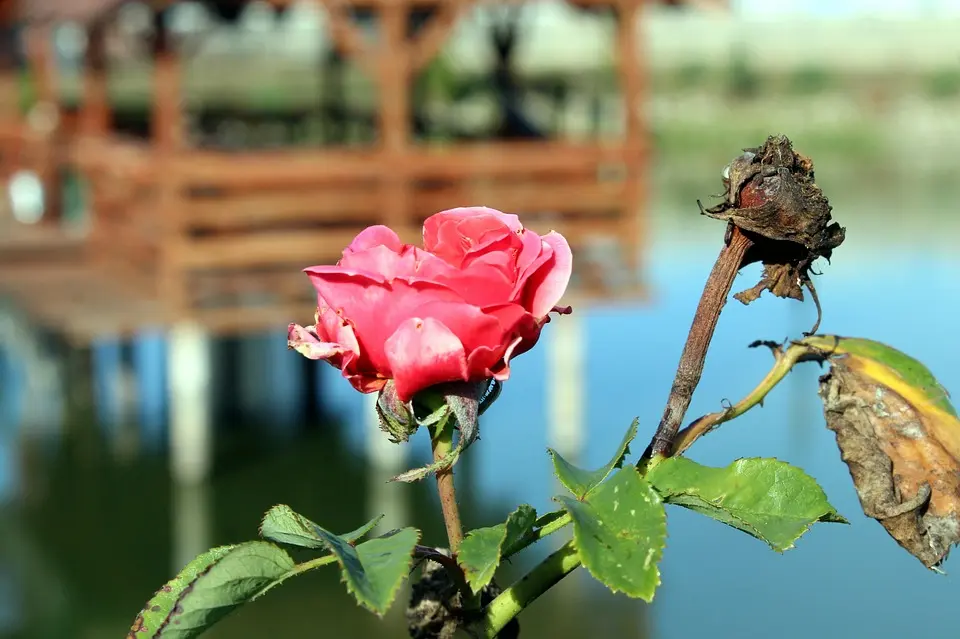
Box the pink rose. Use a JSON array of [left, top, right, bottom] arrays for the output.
[[288, 206, 572, 402]]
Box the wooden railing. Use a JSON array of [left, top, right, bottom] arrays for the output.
[[0, 0, 649, 341]]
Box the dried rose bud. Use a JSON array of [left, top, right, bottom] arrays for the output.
[[703, 135, 846, 333]]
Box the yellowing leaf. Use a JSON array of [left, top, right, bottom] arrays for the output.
[[806, 335, 960, 569]]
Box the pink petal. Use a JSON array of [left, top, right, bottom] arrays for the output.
[[521, 232, 573, 318], [343, 374, 388, 395], [343, 225, 403, 257], [385, 317, 470, 402], [486, 335, 526, 382], [308, 270, 466, 375], [512, 228, 549, 286], [338, 244, 413, 279], [416, 266, 514, 308], [422, 207, 522, 263], [411, 300, 504, 353]]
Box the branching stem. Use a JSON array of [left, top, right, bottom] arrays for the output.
[[646, 226, 754, 459]]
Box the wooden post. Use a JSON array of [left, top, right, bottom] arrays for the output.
[[81, 20, 110, 135], [21, 25, 62, 225], [377, 3, 415, 242], [615, 0, 647, 284], [82, 19, 114, 266], [152, 17, 187, 322]]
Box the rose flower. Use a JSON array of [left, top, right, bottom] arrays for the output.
[[289, 207, 572, 402]]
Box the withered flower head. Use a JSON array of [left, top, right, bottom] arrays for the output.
[[703, 135, 846, 333]]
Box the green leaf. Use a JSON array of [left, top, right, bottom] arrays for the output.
[[259, 504, 382, 549], [802, 335, 957, 416], [129, 542, 295, 639], [555, 467, 666, 601], [457, 505, 537, 593], [646, 456, 846, 552], [549, 418, 639, 499], [310, 526, 420, 616]]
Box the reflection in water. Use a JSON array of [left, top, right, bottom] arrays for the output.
[[172, 483, 213, 575], [365, 392, 412, 535], [1, 207, 959, 638]]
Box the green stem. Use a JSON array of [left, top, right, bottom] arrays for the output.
[[476, 541, 582, 638], [503, 511, 572, 560], [255, 555, 338, 599], [668, 340, 811, 456], [430, 417, 464, 554]]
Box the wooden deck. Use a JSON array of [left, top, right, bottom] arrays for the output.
[[0, 0, 654, 343]]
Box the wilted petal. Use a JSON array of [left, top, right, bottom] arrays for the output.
[[287, 323, 345, 361]]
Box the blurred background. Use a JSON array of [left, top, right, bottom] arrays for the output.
[[1, 0, 959, 637]]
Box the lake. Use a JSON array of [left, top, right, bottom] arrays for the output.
[[0, 176, 958, 639]]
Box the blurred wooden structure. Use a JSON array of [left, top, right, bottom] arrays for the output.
[[0, 0, 662, 343]]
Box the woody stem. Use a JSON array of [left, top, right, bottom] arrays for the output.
[[431, 418, 464, 553], [644, 226, 754, 460]]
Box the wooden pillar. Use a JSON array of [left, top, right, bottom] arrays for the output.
[[152, 17, 187, 322], [377, 4, 415, 242], [0, 6, 20, 173], [81, 21, 110, 135], [81, 19, 115, 267], [21, 25, 61, 224], [615, 0, 647, 283]]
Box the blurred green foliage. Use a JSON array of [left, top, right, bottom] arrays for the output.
[[787, 65, 833, 95], [726, 49, 761, 99], [925, 68, 960, 99]]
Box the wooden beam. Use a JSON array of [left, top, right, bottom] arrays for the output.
[[174, 148, 381, 187], [185, 188, 381, 231], [182, 176, 629, 231], [173, 141, 638, 189], [178, 229, 361, 269]]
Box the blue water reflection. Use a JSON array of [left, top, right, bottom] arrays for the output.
[[476, 224, 960, 639], [1, 211, 958, 637]]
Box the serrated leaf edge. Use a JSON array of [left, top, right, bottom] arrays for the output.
[[554, 469, 667, 603], [149, 542, 294, 637], [548, 418, 640, 499], [458, 505, 536, 594], [346, 529, 422, 617], [259, 504, 384, 547]]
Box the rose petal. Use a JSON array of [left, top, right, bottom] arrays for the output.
[[411, 300, 505, 353], [418, 266, 514, 308], [308, 270, 466, 374], [343, 373, 388, 395], [338, 244, 412, 279], [385, 317, 470, 402], [342, 225, 403, 257], [512, 228, 549, 285], [520, 231, 573, 318], [423, 207, 521, 265]]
